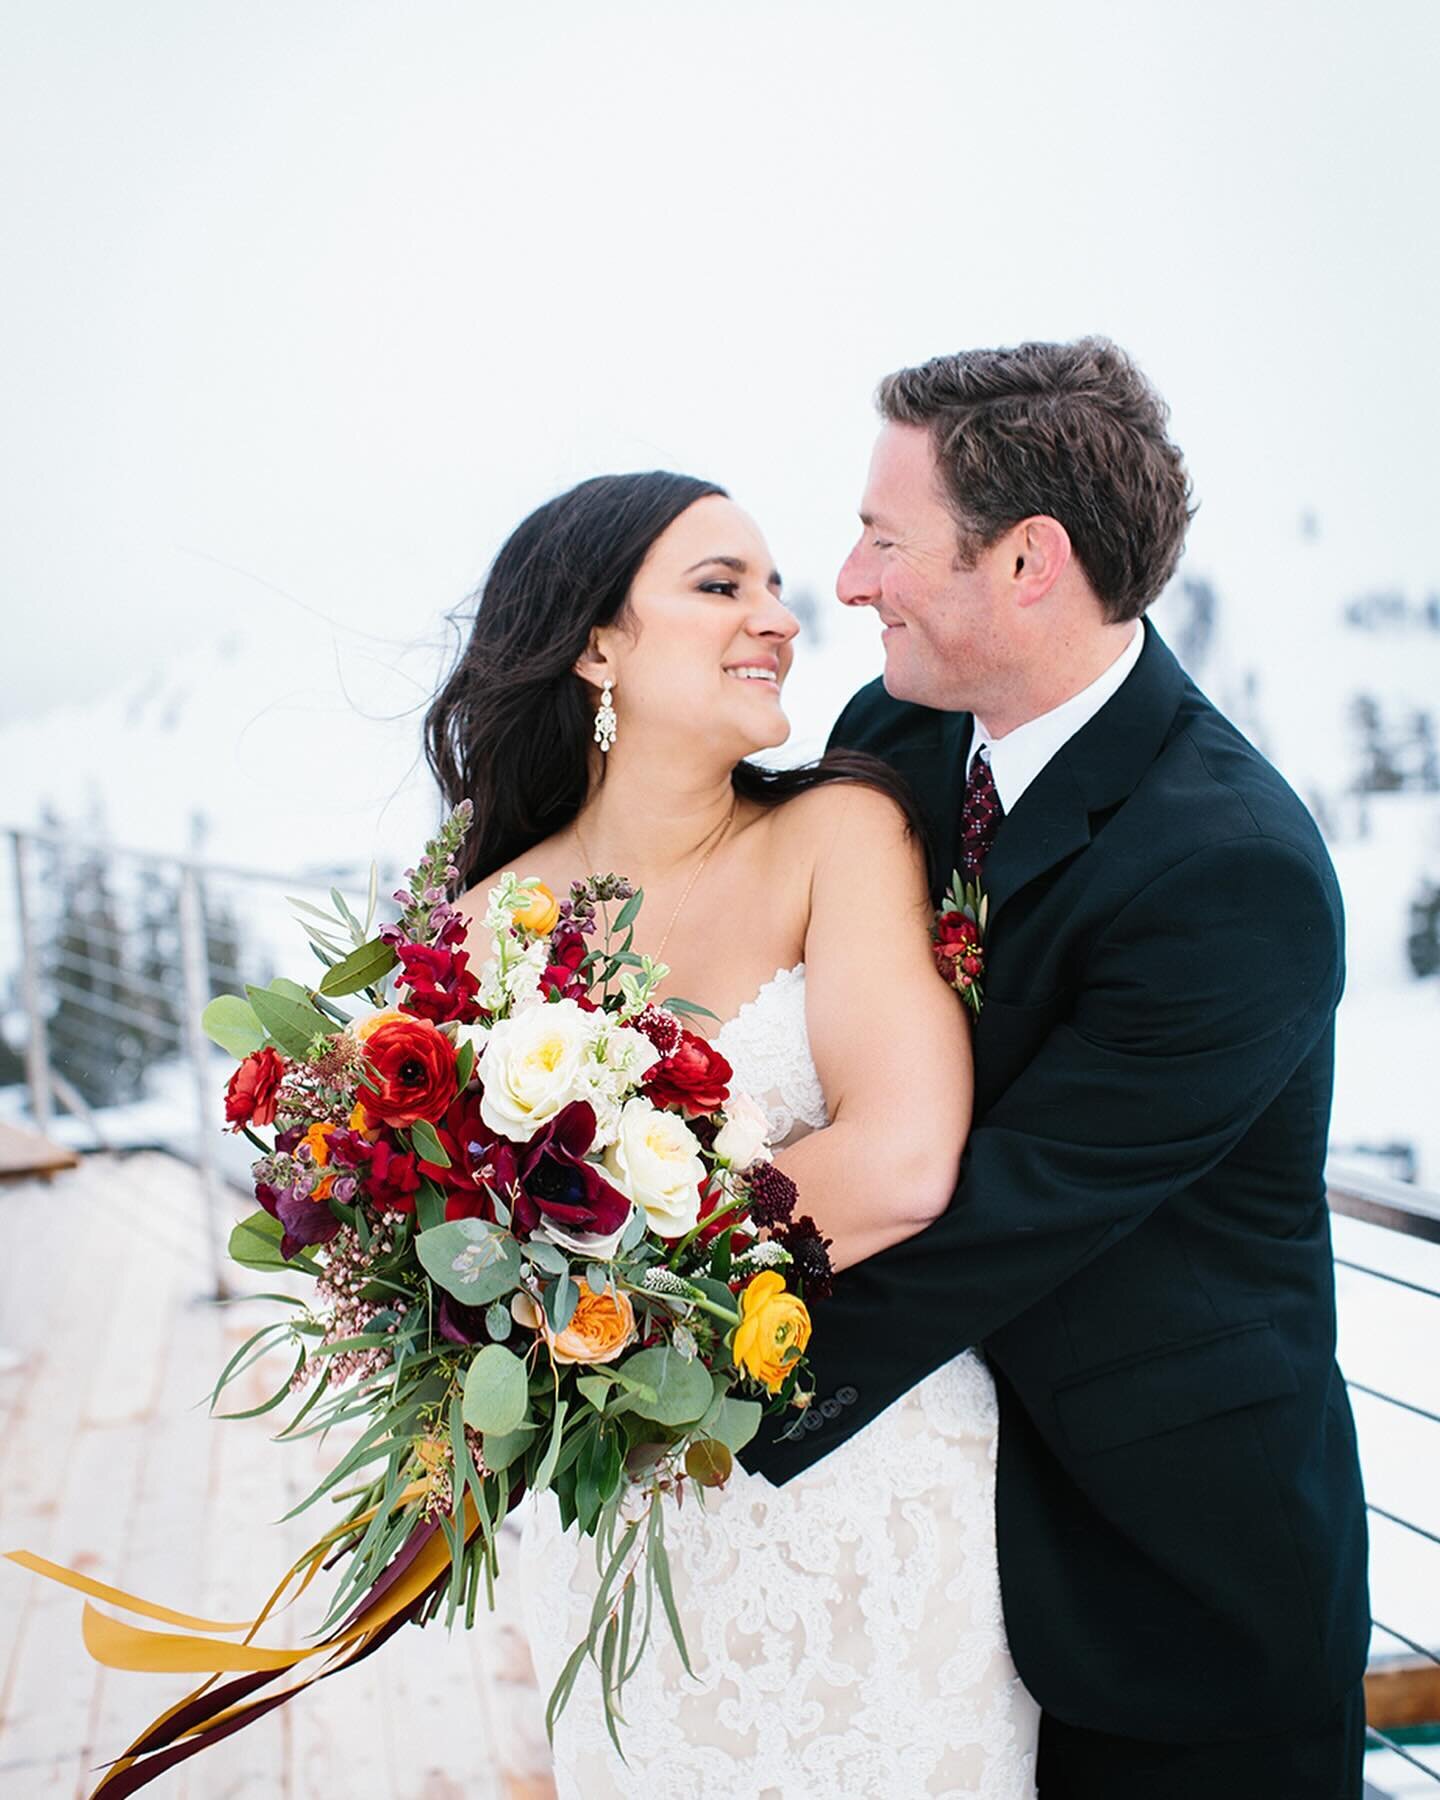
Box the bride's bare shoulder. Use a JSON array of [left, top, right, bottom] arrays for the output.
[[763, 778, 917, 865]]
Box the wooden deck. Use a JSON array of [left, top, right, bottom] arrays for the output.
[[0, 1151, 558, 1799]]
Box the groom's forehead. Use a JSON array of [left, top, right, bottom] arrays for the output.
[[861, 424, 945, 514]]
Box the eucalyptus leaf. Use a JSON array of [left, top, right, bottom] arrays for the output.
[[525, 1239, 570, 1275], [484, 1300, 513, 1342], [703, 1396, 762, 1453], [245, 983, 340, 1059], [576, 1374, 612, 1412], [462, 1343, 530, 1434], [416, 1218, 522, 1305], [663, 996, 721, 1022], [544, 1270, 578, 1333], [612, 889, 644, 931], [318, 935, 399, 997], [533, 1398, 570, 1492], [409, 1117, 450, 1168], [331, 885, 366, 941], [481, 1420, 538, 1471], [271, 977, 316, 1004], [612, 1345, 713, 1426], [287, 895, 344, 927], [201, 994, 265, 1058], [227, 1210, 318, 1274], [414, 1177, 447, 1234]]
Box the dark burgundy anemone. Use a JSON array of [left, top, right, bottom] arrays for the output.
[[511, 1101, 630, 1239], [255, 1178, 341, 1262], [437, 1294, 493, 1345]]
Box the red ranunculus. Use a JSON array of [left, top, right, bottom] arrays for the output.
[[360, 1015, 457, 1128], [225, 1047, 286, 1130], [396, 941, 482, 1025], [643, 1030, 732, 1117]]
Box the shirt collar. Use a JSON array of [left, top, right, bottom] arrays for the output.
[[968, 624, 1144, 813]]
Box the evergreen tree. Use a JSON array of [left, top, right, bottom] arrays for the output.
[[1407, 880, 1440, 980]]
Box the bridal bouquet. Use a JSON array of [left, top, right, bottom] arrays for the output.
[[9, 803, 831, 1792]]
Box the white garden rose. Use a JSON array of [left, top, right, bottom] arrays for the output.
[[603, 1097, 706, 1239], [712, 1090, 772, 1172], [478, 1001, 597, 1142], [537, 1206, 636, 1262]]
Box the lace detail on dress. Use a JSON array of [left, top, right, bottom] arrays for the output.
[[518, 1352, 1038, 1799], [713, 963, 829, 1149], [516, 956, 1038, 1797]]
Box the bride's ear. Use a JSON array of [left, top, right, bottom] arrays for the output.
[[572, 632, 615, 691]]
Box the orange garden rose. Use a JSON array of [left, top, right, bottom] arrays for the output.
[[732, 1270, 812, 1393], [513, 882, 560, 936], [539, 1277, 637, 1365]]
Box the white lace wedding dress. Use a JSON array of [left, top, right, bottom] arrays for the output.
[[517, 965, 1039, 1799]]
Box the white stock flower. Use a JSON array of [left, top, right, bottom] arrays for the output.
[[603, 1097, 706, 1239], [713, 1090, 772, 1172], [479, 1001, 597, 1143], [575, 1022, 660, 1150]]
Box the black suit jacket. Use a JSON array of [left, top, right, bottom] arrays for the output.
[[738, 622, 1369, 1742]]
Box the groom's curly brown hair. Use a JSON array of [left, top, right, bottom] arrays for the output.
[[877, 337, 1195, 623]]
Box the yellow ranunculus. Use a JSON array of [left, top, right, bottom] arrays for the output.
[[514, 882, 560, 936], [732, 1271, 811, 1393]]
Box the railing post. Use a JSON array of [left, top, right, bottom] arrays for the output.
[[178, 864, 229, 1301], [10, 830, 53, 1134]]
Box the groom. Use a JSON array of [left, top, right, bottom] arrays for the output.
[[740, 339, 1370, 1796]]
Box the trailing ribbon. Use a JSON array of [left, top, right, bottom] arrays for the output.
[[5, 1481, 480, 1797]]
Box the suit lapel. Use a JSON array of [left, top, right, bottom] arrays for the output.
[[970, 622, 1190, 928]]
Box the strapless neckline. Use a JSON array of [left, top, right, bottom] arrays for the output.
[[711, 961, 805, 1038], [710, 963, 827, 1148]]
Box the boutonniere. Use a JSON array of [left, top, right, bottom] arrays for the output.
[[932, 871, 988, 1018]]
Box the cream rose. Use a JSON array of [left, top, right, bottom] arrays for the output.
[[603, 1097, 706, 1239], [478, 1001, 596, 1142], [713, 1090, 771, 1172]]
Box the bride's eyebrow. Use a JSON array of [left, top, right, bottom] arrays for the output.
[[684, 555, 785, 593]]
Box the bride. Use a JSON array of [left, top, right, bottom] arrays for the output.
[[430, 471, 1040, 1798]]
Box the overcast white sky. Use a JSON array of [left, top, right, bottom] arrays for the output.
[[3, 0, 1438, 726]]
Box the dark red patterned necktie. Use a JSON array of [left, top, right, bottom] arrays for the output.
[[960, 747, 1003, 881]]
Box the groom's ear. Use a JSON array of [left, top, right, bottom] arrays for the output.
[[1011, 515, 1072, 608]]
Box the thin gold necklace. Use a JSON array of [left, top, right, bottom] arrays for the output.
[[573, 796, 738, 965]]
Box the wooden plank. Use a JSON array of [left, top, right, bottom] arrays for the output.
[[0, 1152, 562, 1799], [1367, 1656, 1440, 1729], [0, 1120, 79, 1179]]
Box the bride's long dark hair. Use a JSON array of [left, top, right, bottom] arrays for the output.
[[424, 470, 927, 891]]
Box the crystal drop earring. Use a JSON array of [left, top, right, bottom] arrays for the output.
[[593, 678, 617, 753]]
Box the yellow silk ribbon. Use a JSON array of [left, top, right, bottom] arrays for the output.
[[5, 1479, 478, 1796]]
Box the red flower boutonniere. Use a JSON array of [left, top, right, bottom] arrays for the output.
[[932, 872, 988, 1018]]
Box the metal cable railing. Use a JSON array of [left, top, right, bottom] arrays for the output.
[[1329, 1163, 1440, 1789], [2, 823, 399, 1294]]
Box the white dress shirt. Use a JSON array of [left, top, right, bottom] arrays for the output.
[[967, 623, 1145, 813]]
